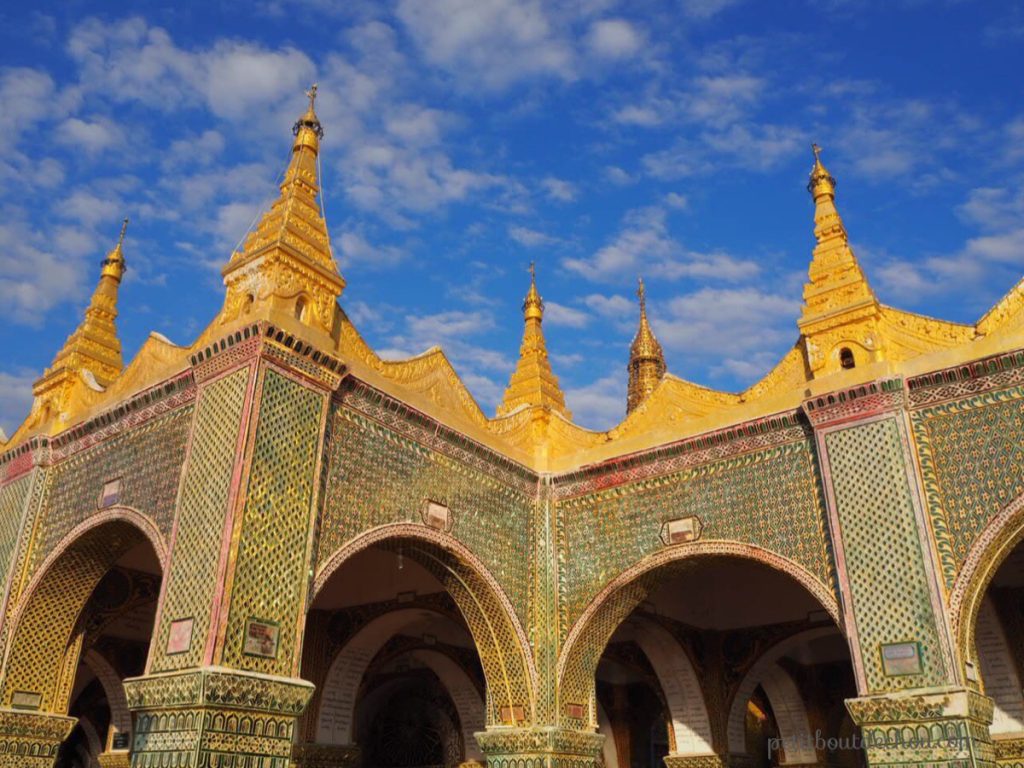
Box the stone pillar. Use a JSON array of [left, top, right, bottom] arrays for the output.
[[475, 726, 605, 767], [0, 709, 74, 768], [804, 379, 994, 768], [290, 742, 360, 767], [125, 324, 344, 767], [993, 736, 1024, 768], [847, 688, 994, 768]]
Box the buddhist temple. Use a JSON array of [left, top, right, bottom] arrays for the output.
[[0, 87, 1023, 768]]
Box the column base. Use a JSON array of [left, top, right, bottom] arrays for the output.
[[0, 709, 76, 768], [846, 686, 995, 768], [290, 742, 360, 767], [125, 666, 314, 768], [993, 735, 1024, 768], [475, 726, 605, 768], [663, 754, 727, 768], [97, 751, 131, 768]]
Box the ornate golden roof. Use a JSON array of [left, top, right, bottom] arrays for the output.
[[627, 278, 666, 414], [6, 104, 1024, 473], [496, 264, 571, 419]]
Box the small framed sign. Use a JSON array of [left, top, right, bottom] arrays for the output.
[[11, 691, 42, 710], [166, 618, 194, 655], [421, 499, 453, 532], [243, 617, 280, 659], [660, 516, 702, 546], [880, 641, 923, 676], [98, 478, 123, 509]]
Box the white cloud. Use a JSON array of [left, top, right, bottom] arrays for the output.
[[395, 0, 576, 90], [0, 368, 37, 436], [664, 192, 688, 209], [587, 19, 644, 59], [509, 225, 559, 247], [545, 301, 590, 327], [338, 231, 407, 268], [564, 206, 759, 282], [541, 176, 578, 202], [605, 165, 636, 185], [680, 0, 744, 19], [55, 116, 125, 155], [565, 373, 625, 430]]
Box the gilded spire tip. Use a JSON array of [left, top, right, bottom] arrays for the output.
[[523, 262, 543, 321], [293, 82, 324, 141], [808, 141, 836, 198], [118, 216, 129, 246], [637, 276, 646, 315]]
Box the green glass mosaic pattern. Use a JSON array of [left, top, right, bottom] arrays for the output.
[[151, 369, 249, 672], [317, 405, 534, 629], [826, 417, 947, 693], [0, 475, 31, 593], [557, 439, 834, 638], [30, 406, 193, 579], [221, 369, 324, 675], [912, 389, 1024, 589]]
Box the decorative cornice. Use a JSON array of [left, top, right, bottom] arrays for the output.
[[124, 667, 314, 715], [551, 409, 809, 500], [802, 377, 905, 428], [907, 348, 1024, 407]]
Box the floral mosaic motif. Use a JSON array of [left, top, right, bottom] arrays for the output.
[[556, 438, 834, 639], [0, 475, 31, 595], [911, 387, 1024, 591], [318, 405, 534, 630]]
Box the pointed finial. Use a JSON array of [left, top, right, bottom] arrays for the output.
[[101, 217, 128, 280], [293, 83, 324, 141], [637, 277, 647, 315], [808, 142, 836, 198], [523, 262, 543, 321], [118, 216, 129, 246], [306, 82, 318, 111], [628, 276, 666, 414]]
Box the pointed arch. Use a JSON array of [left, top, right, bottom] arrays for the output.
[[725, 627, 839, 763], [556, 541, 840, 727], [312, 523, 536, 726], [0, 507, 166, 713]]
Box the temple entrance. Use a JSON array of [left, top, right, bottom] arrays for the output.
[[297, 527, 531, 768], [0, 512, 165, 768], [965, 540, 1024, 749], [562, 551, 863, 768]]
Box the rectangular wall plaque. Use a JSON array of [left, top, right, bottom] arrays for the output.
[[98, 478, 122, 509], [166, 617, 194, 655], [243, 617, 280, 659], [661, 516, 702, 545], [880, 641, 923, 676], [11, 691, 42, 710]]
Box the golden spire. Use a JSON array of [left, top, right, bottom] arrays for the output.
[[798, 143, 881, 375], [31, 219, 128, 423], [496, 263, 571, 418], [627, 277, 666, 413], [221, 84, 344, 336]]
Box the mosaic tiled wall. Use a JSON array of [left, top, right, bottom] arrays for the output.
[[825, 417, 948, 693], [0, 474, 31, 593], [28, 406, 193, 581], [151, 368, 250, 672], [317, 403, 535, 629], [911, 386, 1024, 590], [556, 436, 834, 639], [221, 368, 325, 675]]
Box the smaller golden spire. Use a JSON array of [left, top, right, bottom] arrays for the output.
[[627, 277, 666, 413], [496, 264, 570, 418], [808, 142, 836, 200], [30, 219, 129, 426]]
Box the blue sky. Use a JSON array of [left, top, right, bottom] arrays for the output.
[[1, 0, 1022, 433]]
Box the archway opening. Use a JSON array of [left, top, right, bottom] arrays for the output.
[[565, 553, 861, 768], [299, 539, 496, 767], [0, 516, 164, 768], [967, 540, 1024, 747]]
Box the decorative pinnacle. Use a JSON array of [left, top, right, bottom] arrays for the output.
[[118, 216, 129, 246], [101, 216, 128, 279], [637, 276, 647, 315], [293, 82, 324, 140], [808, 142, 836, 197], [523, 262, 543, 320]]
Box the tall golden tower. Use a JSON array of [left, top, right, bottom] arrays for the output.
[[221, 84, 345, 336], [30, 218, 128, 424], [496, 264, 571, 418], [798, 144, 882, 375], [626, 277, 666, 413]]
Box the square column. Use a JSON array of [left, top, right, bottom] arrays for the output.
[[0, 709, 74, 768]]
